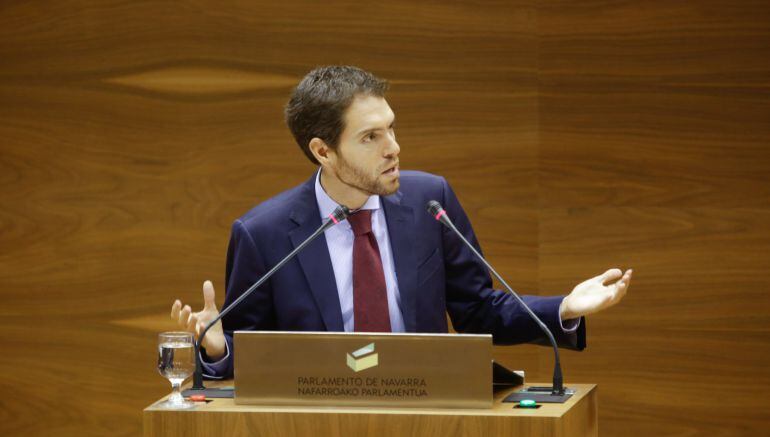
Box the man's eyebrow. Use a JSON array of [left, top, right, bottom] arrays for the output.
[[355, 117, 396, 137], [355, 126, 380, 136]]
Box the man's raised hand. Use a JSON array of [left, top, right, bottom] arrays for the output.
[[170, 280, 227, 360], [559, 268, 632, 320]]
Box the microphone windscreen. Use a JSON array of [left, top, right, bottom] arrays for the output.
[[331, 205, 351, 222], [426, 200, 443, 217]]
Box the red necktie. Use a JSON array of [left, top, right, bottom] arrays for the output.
[[347, 209, 392, 332]]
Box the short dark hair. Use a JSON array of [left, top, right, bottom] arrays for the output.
[[285, 66, 389, 164]]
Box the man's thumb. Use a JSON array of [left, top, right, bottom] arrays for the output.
[[600, 268, 623, 285], [202, 280, 218, 311]]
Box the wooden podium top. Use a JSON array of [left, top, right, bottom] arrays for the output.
[[144, 382, 597, 436]]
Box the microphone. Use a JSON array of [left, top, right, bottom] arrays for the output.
[[185, 205, 351, 396], [426, 200, 571, 401]]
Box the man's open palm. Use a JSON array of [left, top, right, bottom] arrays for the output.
[[560, 268, 632, 320]]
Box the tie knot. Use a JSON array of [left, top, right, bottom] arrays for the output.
[[348, 209, 373, 236]]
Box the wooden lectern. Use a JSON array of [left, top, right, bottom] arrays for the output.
[[144, 382, 597, 436]]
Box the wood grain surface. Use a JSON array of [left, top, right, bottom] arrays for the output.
[[1, 0, 768, 435], [143, 382, 597, 437]]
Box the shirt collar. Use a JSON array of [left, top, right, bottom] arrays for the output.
[[314, 168, 380, 225]]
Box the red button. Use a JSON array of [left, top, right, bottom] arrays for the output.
[[189, 394, 206, 402]]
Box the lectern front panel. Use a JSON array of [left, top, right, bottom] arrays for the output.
[[234, 331, 492, 408]]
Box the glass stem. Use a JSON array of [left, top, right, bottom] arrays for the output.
[[169, 379, 184, 404]]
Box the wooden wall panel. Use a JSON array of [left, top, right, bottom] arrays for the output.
[[0, 1, 538, 435], [539, 0, 770, 208], [539, 1, 770, 435]]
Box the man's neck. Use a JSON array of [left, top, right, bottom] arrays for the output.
[[319, 167, 370, 210]]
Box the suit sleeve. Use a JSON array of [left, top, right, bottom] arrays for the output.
[[201, 219, 276, 379], [439, 178, 586, 350]]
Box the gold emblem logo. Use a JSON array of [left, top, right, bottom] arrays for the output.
[[346, 343, 379, 372]]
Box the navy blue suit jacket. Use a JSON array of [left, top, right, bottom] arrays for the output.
[[208, 171, 585, 377]]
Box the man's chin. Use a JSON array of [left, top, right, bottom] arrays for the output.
[[379, 179, 400, 196]]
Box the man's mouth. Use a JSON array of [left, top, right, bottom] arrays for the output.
[[382, 164, 399, 175]]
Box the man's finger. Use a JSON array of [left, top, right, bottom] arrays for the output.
[[600, 268, 623, 285], [202, 280, 217, 311], [171, 300, 181, 319], [187, 313, 198, 335], [617, 270, 631, 295], [613, 280, 628, 303], [179, 305, 192, 328]]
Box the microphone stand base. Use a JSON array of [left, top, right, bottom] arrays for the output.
[[182, 387, 234, 398], [503, 386, 575, 404]]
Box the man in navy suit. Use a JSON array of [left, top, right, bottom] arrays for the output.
[[171, 66, 632, 378]]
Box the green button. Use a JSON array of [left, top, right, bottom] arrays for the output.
[[519, 399, 537, 408]]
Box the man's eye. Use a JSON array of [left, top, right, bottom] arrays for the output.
[[364, 133, 377, 142]]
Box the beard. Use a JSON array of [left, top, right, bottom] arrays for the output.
[[333, 152, 399, 197]]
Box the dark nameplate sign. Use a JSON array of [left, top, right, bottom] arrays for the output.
[[234, 331, 492, 408]]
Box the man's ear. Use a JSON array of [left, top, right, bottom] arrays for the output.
[[309, 137, 333, 165]]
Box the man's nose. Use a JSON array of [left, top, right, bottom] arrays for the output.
[[384, 135, 400, 157]]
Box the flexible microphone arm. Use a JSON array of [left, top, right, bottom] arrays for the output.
[[426, 200, 565, 396], [190, 205, 351, 391]]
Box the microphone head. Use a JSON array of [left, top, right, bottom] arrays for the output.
[[330, 205, 351, 223], [426, 200, 444, 218]]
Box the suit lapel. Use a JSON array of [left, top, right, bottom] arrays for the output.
[[382, 192, 418, 332], [288, 177, 344, 332]]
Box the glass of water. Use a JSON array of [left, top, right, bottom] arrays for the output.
[[156, 331, 196, 409]]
